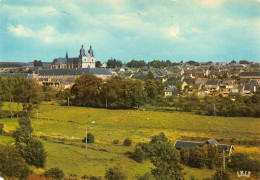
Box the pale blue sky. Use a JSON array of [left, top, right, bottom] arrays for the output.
[[0, 0, 259, 63]]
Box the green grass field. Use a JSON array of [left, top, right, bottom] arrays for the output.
[[1, 101, 259, 179]]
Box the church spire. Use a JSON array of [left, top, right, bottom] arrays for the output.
[[65, 50, 68, 59]]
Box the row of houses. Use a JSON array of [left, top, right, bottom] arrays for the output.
[[164, 77, 259, 97], [115, 67, 260, 97]]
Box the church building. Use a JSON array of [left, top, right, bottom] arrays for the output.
[[51, 45, 96, 69]]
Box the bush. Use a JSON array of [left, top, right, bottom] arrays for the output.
[[113, 139, 119, 144], [188, 146, 206, 168], [227, 153, 260, 173], [136, 172, 154, 180], [43, 168, 64, 179], [0, 123, 3, 134], [124, 138, 132, 146], [127, 147, 146, 163], [105, 166, 127, 180], [212, 169, 229, 180], [180, 148, 190, 165], [82, 133, 95, 143], [0, 144, 30, 179]]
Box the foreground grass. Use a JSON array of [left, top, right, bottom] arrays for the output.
[[1, 101, 260, 179]]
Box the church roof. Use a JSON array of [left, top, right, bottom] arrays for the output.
[[0, 73, 32, 78], [67, 58, 79, 64], [51, 58, 67, 65], [38, 68, 111, 76]]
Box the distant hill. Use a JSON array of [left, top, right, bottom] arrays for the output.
[[0, 62, 28, 68]]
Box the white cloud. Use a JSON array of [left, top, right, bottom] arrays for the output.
[[197, 0, 224, 5], [7, 24, 111, 45], [167, 26, 180, 38], [8, 24, 35, 37]]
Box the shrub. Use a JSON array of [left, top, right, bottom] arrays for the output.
[[188, 146, 206, 168], [82, 133, 95, 143], [89, 176, 102, 180], [136, 172, 154, 180], [113, 139, 119, 144], [43, 168, 64, 179], [87, 133, 95, 143], [180, 148, 190, 165], [227, 153, 260, 173], [0, 123, 3, 134], [105, 166, 127, 180], [212, 169, 229, 180], [127, 147, 146, 163], [124, 138, 132, 146], [81, 175, 88, 179]]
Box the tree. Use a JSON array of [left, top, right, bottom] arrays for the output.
[[186, 60, 200, 66], [33, 60, 43, 67], [148, 133, 184, 180], [95, 61, 102, 68], [206, 144, 221, 169], [188, 146, 206, 168], [0, 144, 30, 179], [105, 166, 127, 180], [230, 60, 236, 64], [107, 58, 122, 68], [15, 135, 47, 168], [14, 116, 46, 168], [239, 60, 249, 64], [12, 76, 43, 104], [127, 60, 146, 68], [100, 77, 146, 109], [71, 74, 103, 107], [144, 79, 164, 100]]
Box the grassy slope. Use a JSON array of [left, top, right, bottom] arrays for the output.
[[1, 101, 260, 179]]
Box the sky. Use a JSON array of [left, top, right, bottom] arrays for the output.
[[0, 0, 259, 63]]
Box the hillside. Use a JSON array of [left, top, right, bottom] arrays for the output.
[[1, 101, 259, 179]]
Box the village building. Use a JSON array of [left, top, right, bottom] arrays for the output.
[[239, 71, 260, 81], [35, 67, 111, 90], [174, 138, 234, 156], [164, 87, 178, 97]]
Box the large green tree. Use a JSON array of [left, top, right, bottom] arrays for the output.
[[0, 144, 30, 179], [14, 116, 47, 168], [100, 77, 146, 109], [71, 74, 103, 107], [148, 133, 184, 180], [144, 79, 164, 100]]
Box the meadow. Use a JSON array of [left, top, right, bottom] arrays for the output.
[[1, 101, 259, 179]]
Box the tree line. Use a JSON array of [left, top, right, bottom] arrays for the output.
[[70, 73, 164, 109], [175, 94, 260, 117]]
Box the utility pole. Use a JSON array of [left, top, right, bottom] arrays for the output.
[[105, 93, 107, 109], [37, 110, 39, 132], [213, 103, 216, 116], [10, 95, 13, 119], [220, 149, 228, 171], [86, 127, 88, 157], [223, 149, 225, 171]]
